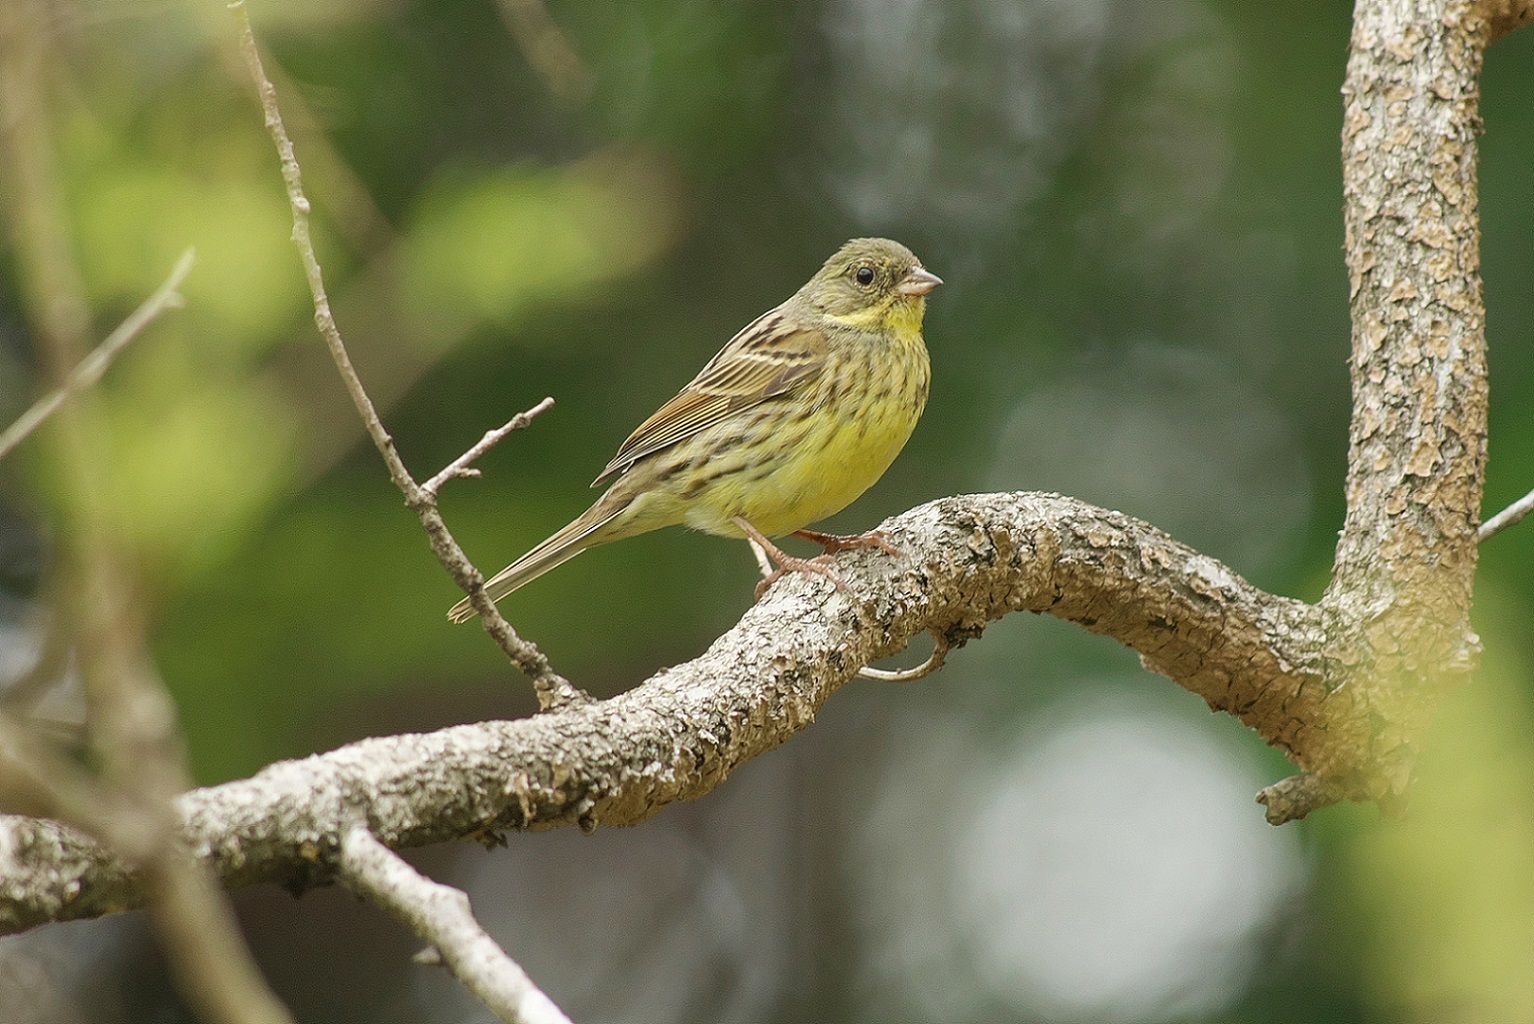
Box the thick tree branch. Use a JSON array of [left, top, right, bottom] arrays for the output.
[[0, 492, 1333, 934], [1287, 0, 1494, 818]]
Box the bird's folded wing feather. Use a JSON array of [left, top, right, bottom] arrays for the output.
[[593, 308, 828, 485]]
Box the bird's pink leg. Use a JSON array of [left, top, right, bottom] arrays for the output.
[[733, 517, 852, 600]]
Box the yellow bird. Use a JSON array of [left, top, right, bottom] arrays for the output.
[[450, 237, 940, 622]]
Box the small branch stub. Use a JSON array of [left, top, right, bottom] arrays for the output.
[[857, 631, 949, 682], [1479, 486, 1534, 542]]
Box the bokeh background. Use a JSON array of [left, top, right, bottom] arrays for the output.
[[1, 0, 1532, 1021]]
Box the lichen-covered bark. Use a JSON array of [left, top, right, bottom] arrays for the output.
[[1316, 0, 1492, 803], [0, 492, 1327, 934]]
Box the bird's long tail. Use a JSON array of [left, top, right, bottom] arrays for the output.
[[447, 495, 634, 623]]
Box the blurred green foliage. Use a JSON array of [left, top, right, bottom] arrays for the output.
[[1, 0, 1532, 1022]]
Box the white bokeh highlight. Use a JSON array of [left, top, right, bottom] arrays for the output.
[[852, 689, 1306, 1023]]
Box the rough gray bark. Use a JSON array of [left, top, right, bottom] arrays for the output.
[[1, 492, 1327, 934], [0, 0, 1517, 937], [1310, 0, 1492, 806]]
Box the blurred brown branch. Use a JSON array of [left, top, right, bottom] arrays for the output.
[[0, 248, 193, 463], [1481, 0, 1534, 39], [0, 1, 291, 1020], [495, 0, 594, 104]]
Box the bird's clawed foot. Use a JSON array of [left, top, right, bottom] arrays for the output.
[[735, 517, 902, 600], [733, 516, 855, 599], [793, 528, 903, 559], [752, 551, 850, 600]]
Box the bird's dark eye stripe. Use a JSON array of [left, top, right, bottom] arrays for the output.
[[855, 266, 875, 285]]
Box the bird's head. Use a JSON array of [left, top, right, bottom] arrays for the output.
[[795, 237, 942, 333]]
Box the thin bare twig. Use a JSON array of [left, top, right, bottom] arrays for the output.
[[229, 1, 585, 710], [338, 827, 574, 1024], [1479, 487, 1534, 542], [0, 253, 193, 466], [424, 397, 556, 497], [84, 624, 298, 1024]]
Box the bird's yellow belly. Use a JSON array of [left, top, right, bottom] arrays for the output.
[[721, 415, 912, 534], [679, 358, 928, 538]]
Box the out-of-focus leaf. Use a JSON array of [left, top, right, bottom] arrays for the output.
[[398, 150, 682, 345]]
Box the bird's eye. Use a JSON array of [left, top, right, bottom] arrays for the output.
[[855, 266, 875, 286]]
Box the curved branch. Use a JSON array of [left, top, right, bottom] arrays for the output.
[[0, 491, 1326, 935]]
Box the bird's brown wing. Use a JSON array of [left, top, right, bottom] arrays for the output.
[[593, 306, 828, 486]]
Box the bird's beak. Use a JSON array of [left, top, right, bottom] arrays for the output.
[[896, 267, 943, 296]]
